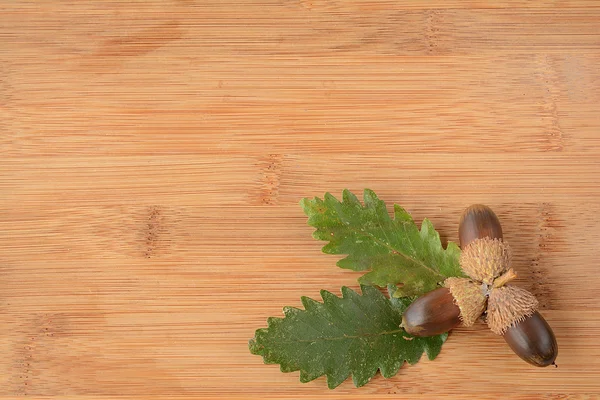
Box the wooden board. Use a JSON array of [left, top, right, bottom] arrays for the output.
[[2, 1, 600, 398]]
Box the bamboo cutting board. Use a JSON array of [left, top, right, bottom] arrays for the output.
[[2, 1, 600, 398]]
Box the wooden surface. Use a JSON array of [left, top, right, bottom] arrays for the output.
[[2, 1, 600, 398]]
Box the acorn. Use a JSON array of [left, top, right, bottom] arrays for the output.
[[401, 278, 486, 337], [459, 204, 503, 247], [459, 204, 512, 285], [401, 287, 460, 337], [459, 204, 558, 367], [503, 311, 558, 367]]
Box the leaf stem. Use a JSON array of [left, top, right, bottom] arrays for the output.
[[492, 268, 517, 288]]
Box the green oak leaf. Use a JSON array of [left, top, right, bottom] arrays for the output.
[[301, 189, 464, 296], [249, 285, 446, 389]]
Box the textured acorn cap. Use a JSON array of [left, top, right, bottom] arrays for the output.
[[444, 277, 487, 327], [460, 237, 512, 285], [487, 285, 539, 335]]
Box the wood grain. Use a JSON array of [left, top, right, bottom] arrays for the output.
[[1, 1, 600, 398]]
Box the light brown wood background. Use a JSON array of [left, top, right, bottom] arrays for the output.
[[1, 1, 600, 398]]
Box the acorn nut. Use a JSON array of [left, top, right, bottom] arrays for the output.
[[401, 278, 486, 337], [487, 285, 557, 367], [459, 204, 503, 247], [503, 311, 558, 367], [459, 204, 512, 285], [401, 287, 461, 337]]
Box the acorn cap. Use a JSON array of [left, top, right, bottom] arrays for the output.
[[460, 237, 512, 285], [487, 285, 539, 335], [444, 277, 487, 327]]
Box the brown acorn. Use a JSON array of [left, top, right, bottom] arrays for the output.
[[459, 204, 503, 247], [503, 311, 558, 367], [459, 204, 558, 367], [459, 205, 512, 284], [401, 278, 486, 337], [401, 287, 460, 337], [487, 285, 557, 367]]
